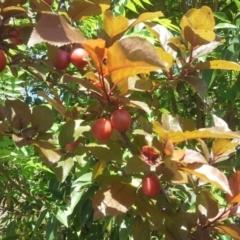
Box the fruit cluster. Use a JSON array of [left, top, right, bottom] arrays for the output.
[[91, 109, 132, 141], [54, 48, 88, 70]]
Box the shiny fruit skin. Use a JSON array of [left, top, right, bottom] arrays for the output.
[[54, 50, 70, 70], [0, 50, 6, 72], [91, 118, 112, 141], [70, 48, 88, 69], [44, 0, 53, 5], [9, 29, 23, 45], [110, 109, 131, 132], [142, 175, 161, 197]]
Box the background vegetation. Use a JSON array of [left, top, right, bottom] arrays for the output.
[[1, 0, 240, 239]]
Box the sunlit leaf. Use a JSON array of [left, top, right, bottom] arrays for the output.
[[81, 39, 108, 76], [147, 23, 177, 58], [107, 37, 168, 82], [92, 160, 106, 180], [28, 13, 86, 47], [180, 6, 215, 46], [179, 163, 232, 195], [153, 121, 240, 143], [190, 41, 222, 61], [130, 100, 151, 114], [129, 11, 164, 29], [103, 10, 129, 40], [155, 47, 173, 69], [212, 139, 237, 157], [161, 113, 182, 131], [195, 60, 240, 71], [52, 157, 74, 183], [92, 182, 136, 220], [68, 0, 110, 21], [180, 17, 215, 46], [181, 149, 207, 164], [127, 75, 153, 91]]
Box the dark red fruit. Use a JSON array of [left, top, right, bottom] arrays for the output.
[[9, 29, 23, 45], [0, 50, 6, 72], [91, 118, 112, 141], [70, 48, 88, 69], [54, 49, 70, 70], [110, 109, 131, 132], [142, 174, 161, 197]]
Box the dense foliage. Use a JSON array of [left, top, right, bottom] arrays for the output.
[[1, 0, 240, 239]]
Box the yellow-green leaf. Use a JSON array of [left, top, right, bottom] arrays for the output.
[[107, 37, 168, 82], [92, 160, 106, 180], [68, 0, 110, 21], [153, 121, 240, 143], [212, 139, 238, 157], [128, 11, 164, 29], [195, 60, 240, 71], [103, 10, 129, 39]]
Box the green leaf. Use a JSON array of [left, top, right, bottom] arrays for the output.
[[126, 0, 138, 13], [34, 209, 48, 233], [215, 23, 238, 29], [6, 221, 16, 237], [31, 105, 54, 133], [46, 215, 58, 240], [213, 12, 231, 23], [55, 209, 69, 227]]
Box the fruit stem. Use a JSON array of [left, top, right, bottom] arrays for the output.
[[98, 65, 110, 103]]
